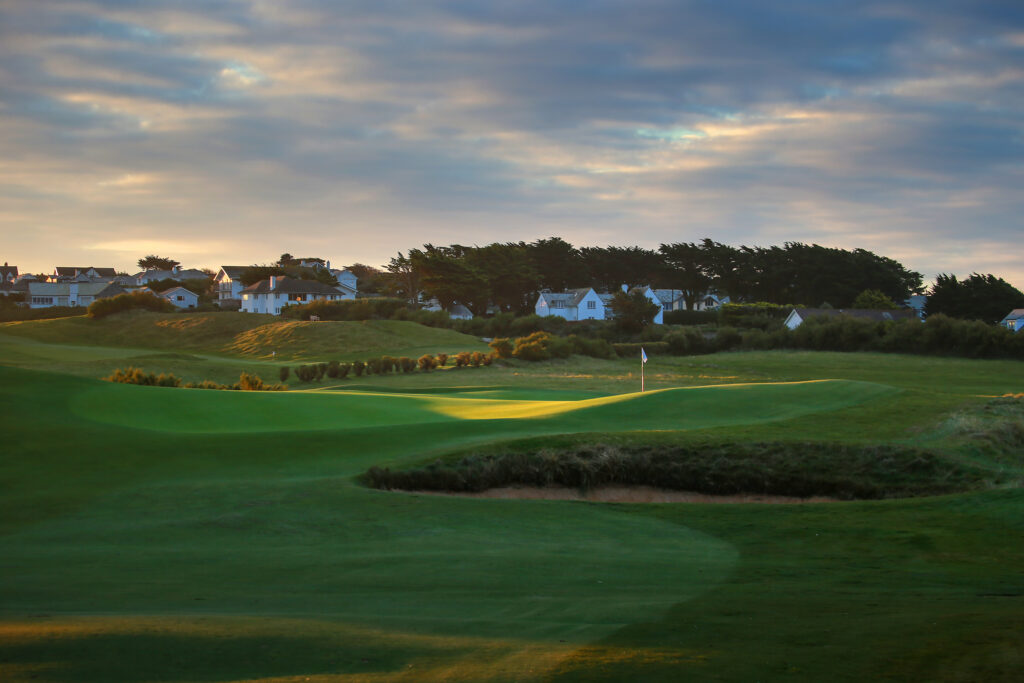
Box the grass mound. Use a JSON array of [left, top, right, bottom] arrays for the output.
[[365, 441, 998, 500], [0, 311, 488, 360]]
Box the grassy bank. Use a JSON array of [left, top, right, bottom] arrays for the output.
[[1, 334, 1023, 681]]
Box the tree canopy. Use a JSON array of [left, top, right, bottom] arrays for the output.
[[925, 273, 1024, 324], [137, 255, 180, 271]]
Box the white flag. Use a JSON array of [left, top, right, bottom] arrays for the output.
[[641, 347, 648, 363]]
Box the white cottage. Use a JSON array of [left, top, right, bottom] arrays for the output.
[[214, 266, 249, 305], [240, 276, 348, 315], [535, 288, 606, 321], [153, 286, 199, 309]]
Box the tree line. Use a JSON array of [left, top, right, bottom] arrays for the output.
[[376, 238, 925, 315]]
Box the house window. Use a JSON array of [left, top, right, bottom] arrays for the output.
[[587, 301, 596, 309], [552, 300, 565, 309], [176, 295, 184, 301], [32, 296, 54, 305]]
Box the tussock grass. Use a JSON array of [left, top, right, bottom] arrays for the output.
[[365, 441, 997, 500]]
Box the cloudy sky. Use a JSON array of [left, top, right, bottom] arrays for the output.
[[2, 0, 1022, 286]]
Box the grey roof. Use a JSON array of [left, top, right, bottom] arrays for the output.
[[54, 266, 117, 278], [156, 286, 197, 297], [138, 268, 208, 281], [218, 266, 249, 280], [790, 308, 919, 323], [29, 282, 125, 297], [538, 288, 593, 308], [241, 275, 344, 295]]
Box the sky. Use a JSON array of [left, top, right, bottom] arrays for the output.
[[1, 0, 1022, 287]]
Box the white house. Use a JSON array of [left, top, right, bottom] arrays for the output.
[[333, 268, 358, 298], [214, 266, 249, 305], [153, 286, 199, 309], [535, 288, 606, 321], [784, 307, 919, 330], [1000, 309, 1024, 333], [28, 281, 124, 308], [240, 276, 349, 315]]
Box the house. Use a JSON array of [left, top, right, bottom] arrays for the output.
[[784, 307, 919, 330], [135, 265, 208, 285], [422, 298, 474, 320], [999, 309, 1024, 333], [1, 263, 17, 283], [214, 266, 249, 305], [904, 295, 927, 319], [333, 268, 358, 298], [535, 288, 606, 321], [152, 286, 199, 309], [240, 276, 349, 315], [50, 267, 117, 282], [28, 281, 124, 308]]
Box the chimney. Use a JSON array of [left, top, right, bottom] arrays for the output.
[[269, 275, 278, 290], [326, 260, 331, 270], [172, 264, 180, 275]]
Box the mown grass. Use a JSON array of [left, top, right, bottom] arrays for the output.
[[1, 330, 1023, 682]]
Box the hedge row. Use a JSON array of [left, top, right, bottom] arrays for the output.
[[289, 351, 493, 383], [88, 291, 176, 318], [105, 367, 285, 390]]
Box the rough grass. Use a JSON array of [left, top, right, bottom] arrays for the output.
[[364, 441, 998, 499], [0, 311, 488, 360]]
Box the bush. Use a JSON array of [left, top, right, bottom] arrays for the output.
[[567, 335, 615, 359], [713, 326, 743, 351], [338, 362, 352, 378], [418, 354, 436, 371], [489, 337, 514, 359], [663, 309, 718, 326], [87, 291, 176, 318], [664, 328, 708, 355], [279, 366, 290, 382], [105, 367, 182, 387], [279, 298, 409, 321], [0, 305, 84, 323], [399, 356, 417, 373], [352, 360, 365, 377], [326, 360, 341, 378], [470, 351, 487, 367], [612, 342, 669, 358], [454, 351, 472, 368], [435, 353, 448, 367]]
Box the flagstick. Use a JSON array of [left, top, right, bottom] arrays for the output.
[[641, 356, 645, 393]]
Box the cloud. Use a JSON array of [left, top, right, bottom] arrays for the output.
[[1, 0, 1022, 288]]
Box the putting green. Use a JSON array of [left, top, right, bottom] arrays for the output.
[[69, 377, 897, 434]]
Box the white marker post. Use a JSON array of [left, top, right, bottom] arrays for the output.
[[640, 347, 648, 392]]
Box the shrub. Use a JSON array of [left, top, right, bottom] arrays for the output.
[[489, 338, 514, 359], [436, 353, 448, 367], [279, 298, 409, 321], [294, 364, 317, 382], [237, 372, 285, 391], [105, 367, 181, 387], [664, 328, 707, 355], [279, 366, 290, 382], [87, 291, 176, 318], [326, 360, 341, 378], [399, 356, 416, 373], [365, 357, 382, 375], [612, 342, 669, 358], [352, 360, 365, 377], [315, 363, 328, 380], [567, 335, 615, 359], [470, 351, 486, 367], [663, 309, 718, 326], [713, 326, 743, 351], [454, 351, 472, 368], [338, 362, 352, 379], [184, 379, 228, 390], [418, 354, 436, 371]]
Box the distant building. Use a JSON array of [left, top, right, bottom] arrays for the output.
[[999, 309, 1024, 333], [240, 276, 349, 315], [214, 266, 249, 306], [50, 267, 117, 283], [1, 263, 17, 283], [535, 288, 606, 321], [150, 286, 199, 309], [28, 281, 125, 308], [135, 265, 208, 285]]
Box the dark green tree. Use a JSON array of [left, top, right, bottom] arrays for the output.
[[852, 289, 897, 309], [659, 242, 712, 310], [608, 289, 660, 332], [137, 255, 180, 271], [925, 273, 1024, 323]]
